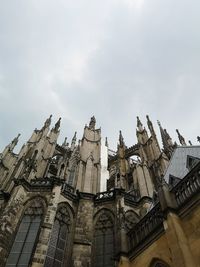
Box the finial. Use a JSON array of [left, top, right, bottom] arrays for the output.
[[176, 129, 186, 146], [62, 137, 68, 147], [54, 117, 61, 132], [89, 116, 96, 130], [44, 114, 52, 128], [137, 116, 143, 131], [78, 139, 81, 147], [11, 133, 20, 147], [137, 116, 142, 126], [71, 132, 77, 150], [105, 137, 108, 147], [157, 120, 161, 127], [119, 130, 124, 146], [146, 115, 155, 135], [146, 115, 152, 126], [72, 131, 77, 141]]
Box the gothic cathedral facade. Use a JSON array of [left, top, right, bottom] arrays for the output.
[[0, 116, 199, 267]]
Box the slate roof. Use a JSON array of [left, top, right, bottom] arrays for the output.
[[164, 146, 200, 183]]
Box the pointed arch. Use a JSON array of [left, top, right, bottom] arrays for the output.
[[5, 197, 45, 267], [149, 258, 171, 267], [93, 209, 115, 267], [44, 202, 73, 267]]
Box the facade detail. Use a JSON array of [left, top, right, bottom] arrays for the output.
[[0, 116, 199, 267]]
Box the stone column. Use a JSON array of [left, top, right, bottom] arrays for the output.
[[72, 193, 94, 267], [116, 193, 130, 267]]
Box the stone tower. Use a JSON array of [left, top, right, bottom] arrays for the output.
[[76, 116, 101, 194]]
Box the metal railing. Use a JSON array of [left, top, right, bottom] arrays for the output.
[[95, 190, 115, 201]]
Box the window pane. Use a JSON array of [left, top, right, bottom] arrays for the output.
[[6, 252, 19, 264], [44, 206, 71, 267], [6, 214, 42, 266], [18, 221, 30, 232], [30, 221, 40, 230], [15, 231, 28, 242], [11, 242, 24, 253], [54, 259, 62, 267], [23, 242, 35, 253], [18, 253, 32, 265], [55, 248, 64, 261], [94, 213, 114, 267], [60, 224, 67, 239], [47, 245, 56, 257], [57, 239, 65, 249], [44, 256, 54, 267]]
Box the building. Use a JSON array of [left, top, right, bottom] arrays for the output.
[[0, 115, 199, 267]]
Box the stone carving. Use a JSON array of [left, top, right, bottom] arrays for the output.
[[0, 195, 24, 234], [125, 210, 139, 231]]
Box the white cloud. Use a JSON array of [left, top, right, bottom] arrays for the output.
[[0, 0, 200, 152]]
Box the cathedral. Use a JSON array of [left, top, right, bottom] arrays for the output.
[[0, 115, 199, 267]]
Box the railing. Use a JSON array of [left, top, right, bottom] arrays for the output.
[[95, 190, 115, 201], [30, 179, 52, 186], [62, 183, 75, 194], [124, 190, 140, 203], [128, 203, 164, 251], [171, 162, 200, 208]]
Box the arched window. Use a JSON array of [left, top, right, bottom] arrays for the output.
[[93, 211, 115, 267], [6, 198, 44, 267], [44, 205, 72, 267]]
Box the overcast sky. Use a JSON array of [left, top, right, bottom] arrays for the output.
[[0, 0, 200, 152]]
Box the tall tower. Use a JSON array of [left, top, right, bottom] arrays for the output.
[[76, 116, 101, 194]]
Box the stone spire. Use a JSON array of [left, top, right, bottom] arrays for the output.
[[137, 116, 143, 131], [89, 116, 96, 130], [10, 133, 21, 151], [105, 137, 108, 147], [62, 137, 68, 148], [1, 133, 21, 157], [71, 132, 77, 150], [176, 129, 186, 146], [146, 115, 155, 136], [53, 117, 61, 132], [43, 114, 52, 129], [158, 121, 174, 158], [119, 130, 125, 147]]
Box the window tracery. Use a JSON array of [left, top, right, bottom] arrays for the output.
[[6, 198, 44, 267], [44, 205, 72, 267], [93, 211, 115, 267]]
